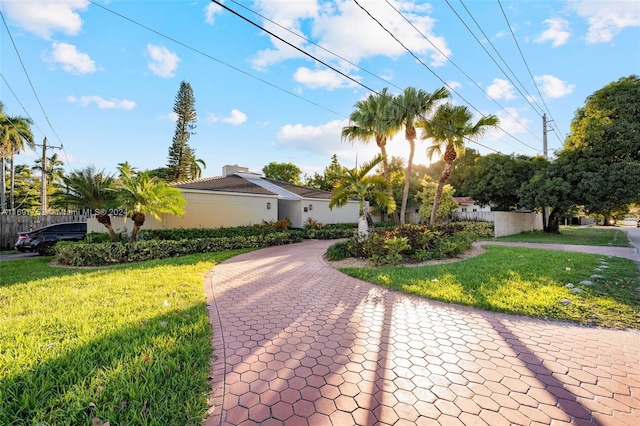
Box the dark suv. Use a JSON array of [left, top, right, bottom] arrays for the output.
[[15, 222, 87, 255]]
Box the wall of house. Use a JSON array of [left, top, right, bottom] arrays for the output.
[[302, 199, 359, 226], [87, 191, 278, 235], [278, 199, 360, 228]]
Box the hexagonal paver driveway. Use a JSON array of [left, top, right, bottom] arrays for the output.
[[203, 240, 640, 426]]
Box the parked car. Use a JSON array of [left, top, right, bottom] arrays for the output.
[[15, 222, 87, 255]]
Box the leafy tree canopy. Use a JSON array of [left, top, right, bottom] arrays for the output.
[[558, 75, 640, 216], [262, 162, 302, 185], [415, 176, 458, 222]]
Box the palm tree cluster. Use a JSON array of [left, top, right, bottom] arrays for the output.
[[341, 86, 499, 225], [0, 102, 35, 211], [56, 164, 185, 243]]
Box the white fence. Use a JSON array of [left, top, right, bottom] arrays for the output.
[[453, 211, 543, 238]]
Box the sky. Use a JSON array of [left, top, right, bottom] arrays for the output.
[[1, 0, 639, 181]]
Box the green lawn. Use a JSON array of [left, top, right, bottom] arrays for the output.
[[341, 245, 640, 329], [494, 226, 631, 247], [0, 250, 249, 425]]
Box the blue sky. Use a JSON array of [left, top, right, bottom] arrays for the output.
[[1, 0, 639, 180]]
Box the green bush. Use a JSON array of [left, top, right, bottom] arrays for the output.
[[55, 232, 303, 266], [325, 241, 353, 261]]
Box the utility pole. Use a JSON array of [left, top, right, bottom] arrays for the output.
[[35, 137, 62, 215], [542, 114, 548, 159]]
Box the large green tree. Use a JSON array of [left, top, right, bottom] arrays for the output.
[[117, 164, 186, 243], [167, 81, 198, 182], [421, 104, 498, 225], [329, 154, 395, 235], [262, 162, 302, 184], [392, 87, 450, 224], [416, 176, 458, 222], [0, 102, 35, 211], [558, 75, 640, 221], [342, 88, 400, 223], [304, 154, 347, 191], [459, 153, 546, 211]]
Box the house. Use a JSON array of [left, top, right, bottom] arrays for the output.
[[452, 197, 491, 213], [88, 165, 359, 233]]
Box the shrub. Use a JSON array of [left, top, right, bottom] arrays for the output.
[[325, 241, 353, 261], [55, 232, 303, 266], [303, 217, 324, 230]]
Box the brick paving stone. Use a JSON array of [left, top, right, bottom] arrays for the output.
[[203, 240, 640, 425]]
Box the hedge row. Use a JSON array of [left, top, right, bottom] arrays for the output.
[[55, 232, 304, 267]]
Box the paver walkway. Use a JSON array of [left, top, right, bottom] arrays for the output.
[[203, 240, 640, 426]]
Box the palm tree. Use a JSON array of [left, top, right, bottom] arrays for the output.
[[392, 87, 449, 224], [0, 102, 35, 211], [342, 88, 400, 224], [420, 104, 499, 225], [117, 164, 186, 243], [329, 154, 395, 235], [33, 152, 65, 208], [189, 154, 206, 179], [56, 166, 120, 241]]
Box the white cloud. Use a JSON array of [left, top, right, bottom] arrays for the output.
[[486, 78, 517, 100], [147, 44, 180, 78], [66, 95, 136, 110], [535, 18, 571, 47], [1, 0, 89, 39], [293, 67, 358, 90], [250, 0, 451, 75], [204, 1, 224, 24], [534, 75, 575, 99], [568, 0, 640, 43], [206, 109, 247, 126], [46, 42, 96, 74]]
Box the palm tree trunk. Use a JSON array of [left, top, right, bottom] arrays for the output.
[[10, 155, 15, 211], [379, 145, 399, 225], [400, 138, 415, 225], [129, 212, 146, 243], [430, 161, 453, 225], [0, 156, 6, 212], [97, 213, 119, 242]]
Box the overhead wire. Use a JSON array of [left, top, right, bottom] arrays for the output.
[[227, 0, 405, 93], [87, 0, 344, 118], [496, 0, 564, 145], [381, 0, 541, 151], [352, 0, 532, 154], [213, 0, 501, 154]]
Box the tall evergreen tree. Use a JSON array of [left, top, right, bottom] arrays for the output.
[[166, 81, 197, 182]]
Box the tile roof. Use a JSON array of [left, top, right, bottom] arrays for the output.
[[172, 175, 277, 196]]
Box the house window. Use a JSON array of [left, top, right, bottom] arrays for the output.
[[309, 204, 313, 211], [267, 202, 271, 210], [462, 208, 467, 212]]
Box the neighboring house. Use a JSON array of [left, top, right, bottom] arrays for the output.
[[453, 197, 490, 213], [88, 166, 359, 233]]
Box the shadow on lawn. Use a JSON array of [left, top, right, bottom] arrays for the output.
[[1, 303, 211, 425]]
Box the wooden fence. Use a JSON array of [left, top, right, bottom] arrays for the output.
[[0, 214, 88, 250]]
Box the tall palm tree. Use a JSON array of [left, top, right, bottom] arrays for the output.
[[56, 166, 120, 241], [189, 155, 206, 179], [117, 164, 186, 242], [33, 152, 65, 208], [420, 103, 499, 225], [0, 102, 35, 211], [392, 87, 450, 224], [341, 88, 400, 224], [329, 154, 395, 235]]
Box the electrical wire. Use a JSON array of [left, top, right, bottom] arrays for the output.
[[87, 0, 344, 118], [381, 0, 541, 151], [496, 0, 564, 144]]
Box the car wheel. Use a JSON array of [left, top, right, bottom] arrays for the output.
[[37, 242, 55, 256]]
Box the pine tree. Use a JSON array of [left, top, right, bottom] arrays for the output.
[[166, 81, 197, 182]]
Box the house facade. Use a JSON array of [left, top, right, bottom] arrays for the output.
[[452, 197, 491, 213], [88, 167, 359, 233]]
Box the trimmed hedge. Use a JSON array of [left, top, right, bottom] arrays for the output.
[[55, 232, 304, 266]]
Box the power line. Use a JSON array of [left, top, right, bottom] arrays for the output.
[[87, 0, 344, 118], [381, 0, 541, 151], [0, 11, 65, 149], [353, 0, 534, 154], [496, 0, 564, 144], [227, 0, 405, 93]]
